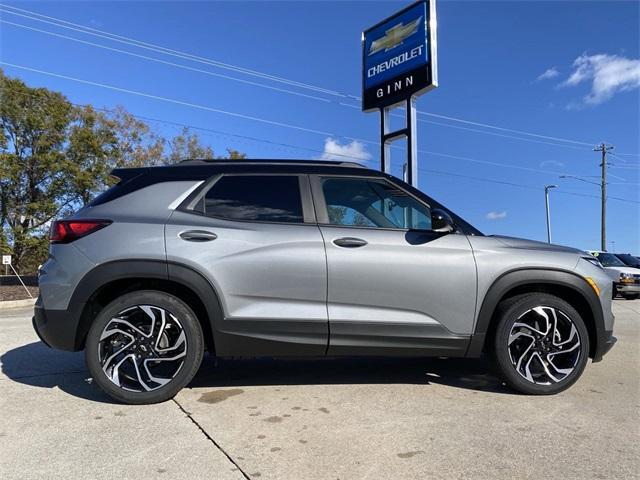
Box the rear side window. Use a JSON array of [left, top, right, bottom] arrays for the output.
[[202, 175, 303, 223]]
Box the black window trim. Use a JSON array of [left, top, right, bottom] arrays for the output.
[[309, 174, 435, 233], [176, 173, 316, 225]]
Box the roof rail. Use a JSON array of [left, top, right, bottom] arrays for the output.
[[176, 158, 365, 168]]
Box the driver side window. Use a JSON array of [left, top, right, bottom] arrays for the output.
[[322, 177, 432, 230]]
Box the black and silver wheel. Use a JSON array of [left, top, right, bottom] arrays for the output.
[[86, 290, 204, 404], [493, 293, 589, 395]]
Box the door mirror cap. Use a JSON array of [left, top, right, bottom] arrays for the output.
[[431, 209, 456, 233]]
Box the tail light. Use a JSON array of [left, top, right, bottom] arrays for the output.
[[49, 219, 112, 244]]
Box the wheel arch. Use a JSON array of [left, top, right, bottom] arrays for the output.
[[466, 268, 605, 359], [71, 260, 223, 353]]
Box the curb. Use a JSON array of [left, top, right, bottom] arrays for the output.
[[0, 298, 37, 310]]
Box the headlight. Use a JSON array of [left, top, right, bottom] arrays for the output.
[[582, 256, 603, 269], [620, 273, 635, 283]]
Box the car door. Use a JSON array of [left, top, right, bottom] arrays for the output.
[[311, 174, 477, 356], [165, 173, 328, 356]]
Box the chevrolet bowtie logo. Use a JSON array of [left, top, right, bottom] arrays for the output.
[[368, 16, 422, 56]]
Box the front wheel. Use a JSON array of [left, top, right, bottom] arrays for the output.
[[85, 290, 204, 404], [492, 293, 589, 395]]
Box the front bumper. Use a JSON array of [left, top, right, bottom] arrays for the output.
[[32, 296, 84, 351], [593, 329, 617, 362], [616, 283, 640, 294]]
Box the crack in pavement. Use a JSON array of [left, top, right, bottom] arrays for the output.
[[0, 369, 88, 381], [172, 398, 251, 480]]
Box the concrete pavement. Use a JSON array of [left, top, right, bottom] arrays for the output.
[[1, 301, 638, 479]]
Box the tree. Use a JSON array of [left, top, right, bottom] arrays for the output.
[[65, 105, 119, 205], [100, 106, 165, 168], [0, 69, 74, 271], [0, 70, 245, 272], [164, 127, 213, 164], [222, 148, 246, 160]]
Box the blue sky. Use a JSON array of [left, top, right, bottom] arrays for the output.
[[1, 0, 638, 252]]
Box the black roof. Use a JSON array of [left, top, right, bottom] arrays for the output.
[[177, 158, 366, 168], [112, 158, 379, 182]]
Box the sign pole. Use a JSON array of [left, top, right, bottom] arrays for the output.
[[379, 97, 419, 187], [9, 263, 33, 298], [379, 107, 392, 173], [407, 96, 418, 187]]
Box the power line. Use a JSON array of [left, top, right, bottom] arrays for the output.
[[416, 111, 593, 146], [5, 61, 639, 188], [1, 14, 592, 152], [3, 85, 638, 206], [0, 19, 333, 103], [1, 3, 619, 153], [0, 61, 335, 137], [0, 61, 581, 178], [340, 102, 594, 151], [0, 3, 345, 98], [609, 151, 640, 166]]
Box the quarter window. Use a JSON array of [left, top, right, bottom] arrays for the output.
[[202, 175, 304, 223], [322, 177, 432, 230]]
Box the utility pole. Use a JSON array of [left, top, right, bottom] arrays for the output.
[[544, 185, 557, 243], [594, 143, 614, 251]]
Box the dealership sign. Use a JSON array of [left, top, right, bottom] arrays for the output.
[[362, 0, 437, 111]]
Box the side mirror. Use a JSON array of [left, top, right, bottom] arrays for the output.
[[431, 209, 455, 233]]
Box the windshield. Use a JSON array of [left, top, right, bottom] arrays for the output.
[[616, 254, 640, 267], [593, 252, 626, 267]]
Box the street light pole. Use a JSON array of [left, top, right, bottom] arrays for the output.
[[544, 185, 557, 244]]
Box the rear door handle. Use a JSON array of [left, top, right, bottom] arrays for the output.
[[179, 230, 217, 242], [333, 237, 368, 248]]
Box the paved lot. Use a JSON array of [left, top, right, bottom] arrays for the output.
[[1, 300, 638, 480]]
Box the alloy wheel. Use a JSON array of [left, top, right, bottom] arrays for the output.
[[98, 305, 187, 392], [507, 306, 581, 385]]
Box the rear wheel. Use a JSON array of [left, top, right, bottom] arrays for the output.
[[492, 293, 589, 395], [85, 290, 204, 404]]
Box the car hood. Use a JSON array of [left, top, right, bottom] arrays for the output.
[[490, 235, 584, 255], [603, 265, 640, 275]]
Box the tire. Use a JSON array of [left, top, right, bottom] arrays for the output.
[[85, 290, 204, 404], [492, 293, 589, 395], [622, 294, 639, 300]]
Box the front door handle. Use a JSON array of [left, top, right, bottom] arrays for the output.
[[333, 237, 368, 248], [179, 230, 217, 242]]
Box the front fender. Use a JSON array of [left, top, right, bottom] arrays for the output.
[[466, 268, 608, 360]]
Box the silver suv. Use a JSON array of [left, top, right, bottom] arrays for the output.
[[33, 160, 616, 404]]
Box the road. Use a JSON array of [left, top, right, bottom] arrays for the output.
[[1, 300, 638, 480]]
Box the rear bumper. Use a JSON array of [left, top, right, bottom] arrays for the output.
[[32, 297, 84, 351]]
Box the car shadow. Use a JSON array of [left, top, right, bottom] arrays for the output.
[[191, 356, 513, 394], [1, 341, 514, 404], [0, 341, 114, 403]]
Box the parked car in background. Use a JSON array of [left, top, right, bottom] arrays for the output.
[[589, 251, 640, 300], [614, 253, 640, 269]]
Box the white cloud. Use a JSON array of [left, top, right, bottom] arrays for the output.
[[537, 67, 559, 81], [540, 160, 565, 169], [486, 211, 507, 220], [561, 53, 640, 105], [319, 138, 372, 163]]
